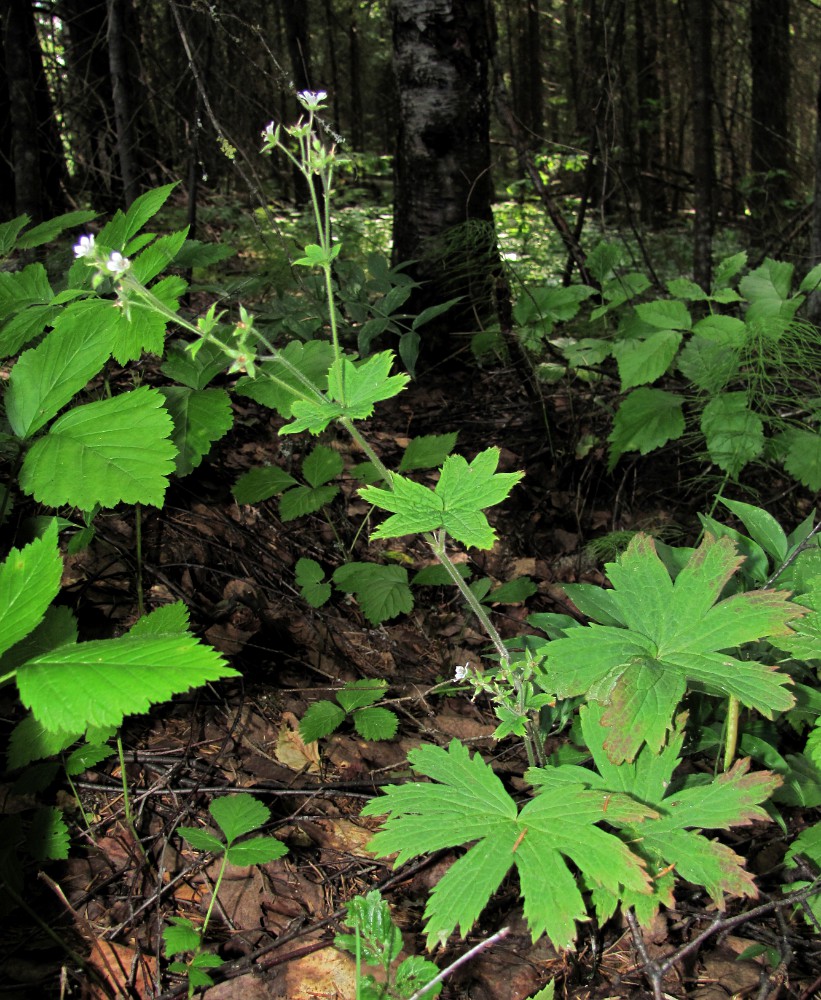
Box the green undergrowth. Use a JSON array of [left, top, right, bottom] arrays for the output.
[[1, 91, 820, 999]]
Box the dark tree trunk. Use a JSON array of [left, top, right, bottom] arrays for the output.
[[348, 2, 364, 150], [634, 0, 665, 224], [2, 0, 66, 220], [283, 0, 313, 201], [808, 57, 821, 326], [0, 20, 14, 218], [62, 0, 118, 209], [391, 0, 502, 362], [512, 0, 543, 140], [107, 0, 139, 206], [690, 0, 714, 291], [749, 0, 791, 245]]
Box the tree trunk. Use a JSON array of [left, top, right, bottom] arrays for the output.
[[283, 0, 313, 201], [690, 0, 714, 291], [391, 0, 502, 363], [807, 57, 821, 326], [62, 0, 118, 209], [749, 0, 791, 245], [107, 0, 139, 206], [2, 0, 66, 220], [348, 2, 364, 150], [512, 0, 543, 140], [634, 0, 665, 225]]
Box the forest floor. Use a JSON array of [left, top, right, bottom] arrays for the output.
[[9, 353, 821, 1000]]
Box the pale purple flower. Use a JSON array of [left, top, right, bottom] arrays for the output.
[[297, 90, 328, 111], [105, 251, 130, 275], [73, 234, 95, 258], [453, 663, 470, 682]]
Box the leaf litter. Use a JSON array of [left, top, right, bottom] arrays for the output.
[[8, 364, 821, 999]]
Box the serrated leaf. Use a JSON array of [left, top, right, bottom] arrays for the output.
[[540, 534, 799, 762], [337, 678, 388, 712], [29, 807, 70, 861], [635, 299, 692, 330], [6, 314, 111, 438], [163, 917, 202, 956], [284, 351, 409, 434], [608, 389, 685, 471], [363, 740, 652, 949], [536, 705, 779, 915], [399, 432, 459, 472], [714, 251, 748, 289], [279, 483, 339, 521], [354, 706, 399, 741], [0, 522, 62, 658], [779, 429, 821, 491], [485, 577, 537, 604], [300, 700, 346, 742], [701, 393, 764, 476], [295, 557, 332, 608], [666, 277, 708, 301], [394, 955, 443, 997], [131, 227, 189, 284], [64, 742, 114, 775], [677, 337, 739, 393], [128, 601, 190, 637], [361, 448, 523, 550], [234, 340, 334, 418], [20, 388, 177, 509], [0, 214, 31, 256], [118, 182, 177, 245], [162, 338, 228, 390], [302, 444, 344, 487], [0, 262, 52, 325], [611, 330, 682, 390], [7, 712, 79, 770], [233, 466, 298, 504], [225, 835, 288, 865], [178, 827, 226, 853], [210, 793, 270, 843], [17, 633, 237, 732], [159, 386, 233, 476], [333, 562, 413, 624]]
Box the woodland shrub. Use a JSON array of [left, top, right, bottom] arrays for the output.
[[2, 91, 821, 996]]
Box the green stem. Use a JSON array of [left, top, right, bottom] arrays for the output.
[[201, 852, 229, 940], [341, 417, 393, 485], [427, 530, 509, 668], [723, 695, 740, 771], [116, 734, 147, 860]]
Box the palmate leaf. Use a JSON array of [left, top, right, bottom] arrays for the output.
[[360, 447, 523, 550], [363, 739, 653, 950], [529, 704, 779, 923], [539, 534, 800, 762], [282, 351, 409, 435], [20, 387, 177, 509], [333, 562, 413, 624]]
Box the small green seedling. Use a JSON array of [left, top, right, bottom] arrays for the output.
[[300, 679, 398, 743], [164, 793, 287, 995], [335, 889, 441, 1000]]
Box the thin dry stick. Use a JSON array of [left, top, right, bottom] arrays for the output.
[[405, 925, 512, 1000]]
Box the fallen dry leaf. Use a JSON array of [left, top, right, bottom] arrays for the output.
[[87, 940, 157, 999], [275, 711, 321, 773]]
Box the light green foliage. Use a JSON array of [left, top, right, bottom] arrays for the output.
[[363, 739, 654, 950], [300, 679, 398, 743], [234, 340, 335, 418], [360, 447, 523, 550], [530, 704, 780, 923], [333, 562, 413, 625], [397, 432, 458, 472], [159, 386, 234, 476], [522, 243, 821, 490], [282, 352, 409, 435], [536, 533, 800, 763], [20, 387, 178, 509], [169, 793, 287, 993], [335, 889, 442, 999], [606, 388, 685, 471], [0, 530, 234, 746]]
